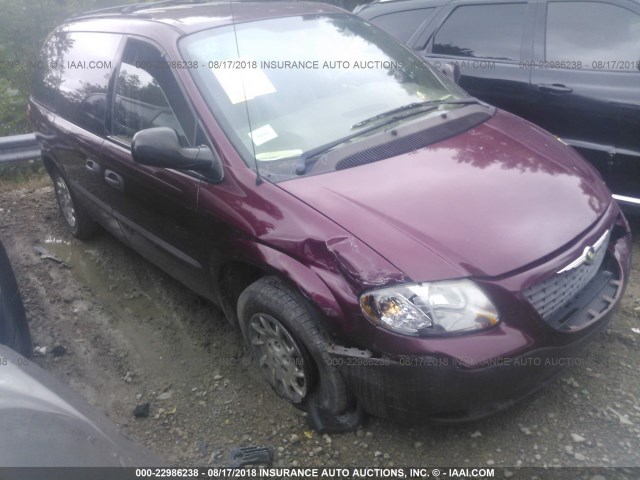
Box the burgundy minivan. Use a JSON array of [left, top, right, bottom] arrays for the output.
[[29, 1, 631, 429]]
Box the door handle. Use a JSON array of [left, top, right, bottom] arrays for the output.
[[104, 169, 124, 191], [536, 83, 573, 94], [85, 159, 102, 175]]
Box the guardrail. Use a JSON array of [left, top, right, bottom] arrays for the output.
[[0, 134, 40, 163]]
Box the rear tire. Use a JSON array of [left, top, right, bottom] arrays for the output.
[[237, 276, 351, 415], [52, 170, 98, 240]]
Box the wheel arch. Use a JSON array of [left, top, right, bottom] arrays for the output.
[[212, 242, 347, 331]]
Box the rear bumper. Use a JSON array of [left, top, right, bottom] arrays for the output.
[[331, 230, 631, 423]]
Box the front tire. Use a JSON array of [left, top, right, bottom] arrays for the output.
[[237, 276, 351, 415], [52, 170, 98, 240]]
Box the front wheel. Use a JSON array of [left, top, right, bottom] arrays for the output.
[[237, 276, 352, 416], [245, 311, 312, 403]]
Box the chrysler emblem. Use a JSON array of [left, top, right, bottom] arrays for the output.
[[583, 246, 596, 265], [557, 229, 610, 274]]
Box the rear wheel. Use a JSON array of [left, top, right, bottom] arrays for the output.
[[52, 170, 98, 240], [237, 276, 352, 416]]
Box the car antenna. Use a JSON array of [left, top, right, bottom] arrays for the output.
[[227, 0, 262, 185]]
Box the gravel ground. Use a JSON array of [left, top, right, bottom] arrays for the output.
[[1, 177, 639, 470]]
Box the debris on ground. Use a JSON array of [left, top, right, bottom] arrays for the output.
[[229, 446, 274, 468], [33, 346, 47, 356], [133, 403, 150, 418], [50, 345, 67, 357], [33, 245, 70, 268], [157, 390, 173, 401]]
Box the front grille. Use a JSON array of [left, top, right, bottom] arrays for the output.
[[523, 232, 609, 320]]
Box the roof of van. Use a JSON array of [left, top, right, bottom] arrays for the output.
[[66, 1, 346, 35]]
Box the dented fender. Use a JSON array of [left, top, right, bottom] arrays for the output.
[[223, 233, 408, 338]]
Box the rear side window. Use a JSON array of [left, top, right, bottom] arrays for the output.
[[370, 8, 434, 44], [546, 2, 640, 70], [112, 40, 193, 145], [432, 4, 526, 61], [56, 32, 122, 136]]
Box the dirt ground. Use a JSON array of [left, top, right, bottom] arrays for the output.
[[1, 176, 640, 469]]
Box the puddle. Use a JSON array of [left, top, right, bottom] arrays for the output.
[[44, 237, 170, 328], [38, 233, 234, 377]]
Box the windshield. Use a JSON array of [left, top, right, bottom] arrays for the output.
[[180, 13, 468, 181]]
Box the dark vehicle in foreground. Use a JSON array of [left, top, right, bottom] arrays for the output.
[[0, 240, 32, 357], [0, 240, 161, 470], [0, 346, 163, 470], [356, 0, 640, 208], [29, 1, 631, 427]]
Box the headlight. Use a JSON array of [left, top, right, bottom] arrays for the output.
[[360, 280, 499, 336]]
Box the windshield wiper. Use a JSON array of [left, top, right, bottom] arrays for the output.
[[295, 98, 486, 175], [351, 98, 482, 129], [295, 113, 416, 175]]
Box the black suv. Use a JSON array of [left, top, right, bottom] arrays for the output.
[[356, 0, 640, 207]]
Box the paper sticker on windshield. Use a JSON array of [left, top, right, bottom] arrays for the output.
[[256, 150, 303, 162], [249, 125, 278, 147], [212, 60, 276, 104]]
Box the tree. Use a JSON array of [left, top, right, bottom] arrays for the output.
[[0, 0, 139, 135]]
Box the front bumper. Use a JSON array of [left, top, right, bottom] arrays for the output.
[[330, 315, 611, 422], [330, 224, 631, 423]]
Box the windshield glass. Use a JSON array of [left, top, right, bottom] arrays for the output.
[[180, 13, 467, 181]]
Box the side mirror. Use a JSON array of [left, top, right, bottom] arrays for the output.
[[131, 127, 224, 183], [440, 62, 461, 84]]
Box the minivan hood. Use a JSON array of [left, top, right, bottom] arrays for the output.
[[279, 111, 612, 280]]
